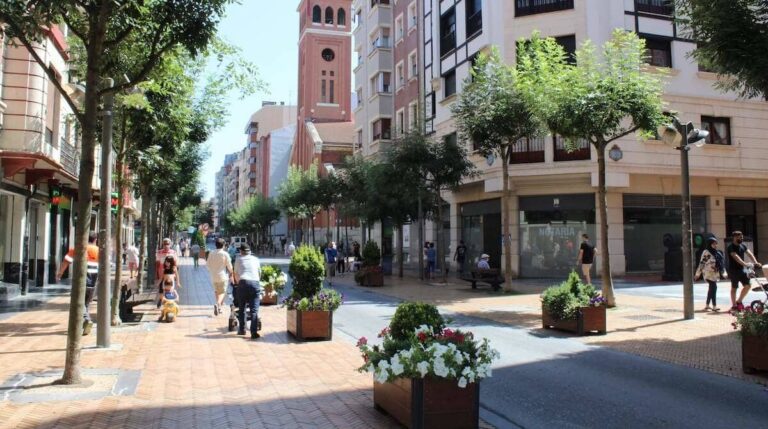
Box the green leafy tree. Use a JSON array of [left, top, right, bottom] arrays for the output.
[[277, 164, 321, 244], [0, 0, 237, 385], [676, 0, 768, 99], [227, 195, 280, 245], [519, 30, 667, 306], [453, 49, 545, 291]]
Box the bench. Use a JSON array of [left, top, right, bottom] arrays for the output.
[[461, 269, 504, 291]]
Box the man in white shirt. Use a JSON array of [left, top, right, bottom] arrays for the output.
[[206, 238, 233, 316], [234, 243, 262, 339]]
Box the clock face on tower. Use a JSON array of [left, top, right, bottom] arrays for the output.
[[321, 48, 335, 62]]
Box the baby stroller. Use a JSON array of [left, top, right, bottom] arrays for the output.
[[747, 264, 768, 313]]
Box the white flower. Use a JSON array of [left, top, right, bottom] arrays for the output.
[[453, 350, 464, 364], [416, 361, 430, 377], [415, 324, 432, 335], [462, 367, 476, 383], [390, 358, 405, 376], [400, 348, 413, 359], [366, 364, 375, 373], [433, 357, 449, 378], [457, 376, 468, 388], [374, 368, 390, 384]]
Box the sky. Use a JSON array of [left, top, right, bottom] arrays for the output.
[[200, 0, 299, 198]]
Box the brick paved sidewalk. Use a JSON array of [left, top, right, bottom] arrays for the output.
[[329, 268, 768, 386], [0, 259, 399, 429]]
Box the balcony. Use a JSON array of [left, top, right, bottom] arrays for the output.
[[367, 42, 393, 70], [515, 0, 574, 17], [509, 137, 545, 164], [60, 142, 80, 176], [466, 10, 482, 38], [553, 136, 590, 162], [636, 0, 674, 16]]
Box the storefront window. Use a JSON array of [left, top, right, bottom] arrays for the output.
[[519, 194, 596, 278], [623, 195, 707, 272], [0, 194, 9, 282], [460, 199, 501, 269]]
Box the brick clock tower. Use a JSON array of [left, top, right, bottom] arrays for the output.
[[292, 0, 353, 169]]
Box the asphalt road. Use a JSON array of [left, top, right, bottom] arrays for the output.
[[264, 258, 768, 429]]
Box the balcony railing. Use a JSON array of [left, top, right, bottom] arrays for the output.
[[373, 129, 391, 141], [636, 0, 674, 16], [371, 0, 390, 7], [515, 0, 574, 17], [440, 31, 456, 56], [554, 136, 591, 161], [466, 10, 482, 38], [60, 142, 80, 176], [372, 37, 391, 49], [510, 137, 545, 164]]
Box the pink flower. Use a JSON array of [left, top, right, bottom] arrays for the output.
[[378, 327, 390, 338], [357, 337, 368, 347]]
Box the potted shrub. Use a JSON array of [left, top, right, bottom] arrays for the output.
[[732, 308, 768, 374], [357, 302, 499, 429], [541, 271, 607, 335], [285, 245, 343, 340], [354, 240, 384, 287], [260, 264, 287, 306]]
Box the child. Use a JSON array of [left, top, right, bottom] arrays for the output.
[[695, 237, 726, 311], [157, 256, 181, 308], [158, 279, 180, 322]]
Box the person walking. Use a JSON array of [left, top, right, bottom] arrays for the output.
[[206, 238, 233, 316], [695, 236, 725, 311], [454, 240, 468, 277], [336, 242, 346, 275], [56, 232, 99, 336], [286, 240, 296, 257], [233, 243, 262, 339], [426, 242, 436, 280], [325, 241, 338, 285], [726, 231, 761, 311], [576, 234, 596, 285], [125, 242, 139, 279], [156, 238, 178, 280], [190, 241, 201, 268], [179, 238, 187, 259]]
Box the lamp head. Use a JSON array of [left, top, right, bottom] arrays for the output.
[[687, 128, 709, 147], [659, 125, 682, 148]]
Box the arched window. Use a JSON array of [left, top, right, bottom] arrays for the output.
[[312, 5, 321, 23], [337, 8, 346, 26], [325, 6, 334, 24]]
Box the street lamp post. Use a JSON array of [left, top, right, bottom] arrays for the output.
[[661, 117, 709, 320], [97, 78, 115, 347]]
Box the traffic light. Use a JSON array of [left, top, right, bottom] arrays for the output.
[[49, 183, 62, 206], [110, 192, 119, 214]]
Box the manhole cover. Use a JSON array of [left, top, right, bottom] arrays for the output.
[[623, 314, 664, 321]]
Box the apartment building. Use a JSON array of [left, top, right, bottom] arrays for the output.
[[425, 0, 768, 278], [0, 26, 108, 301]]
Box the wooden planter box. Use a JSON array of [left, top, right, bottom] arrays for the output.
[[261, 284, 279, 306], [373, 377, 479, 429], [286, 309, 333, 340], [542, 304, 606, 335], [366, 271, 384, 287], [742, 334, 768, 374]]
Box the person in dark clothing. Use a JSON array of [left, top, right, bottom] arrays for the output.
[[454, 240, 467, 277], [576, 234, 596, 284], [726, 231, 760, 311]]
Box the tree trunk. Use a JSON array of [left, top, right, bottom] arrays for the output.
[[110, 155, 125, 326], [326, 207, 332, 244], [147, 195, 158, 284], [501, 147, 514, 293], [436, 195, 446, 283], [596, 144, 616, 307], [59, 27, 106, 386], [397, 223, 404, 278]]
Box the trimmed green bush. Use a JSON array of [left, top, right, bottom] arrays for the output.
[[288, 245, 325, 299], [389, 302, 445, 341], [541, 271, 599, 321], [362, 240, 381, 267]]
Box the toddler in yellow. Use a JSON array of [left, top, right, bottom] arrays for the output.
[[159, 279, 180, 322]]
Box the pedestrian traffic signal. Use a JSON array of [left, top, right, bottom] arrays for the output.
[[110, 192, 119, 214], [49, 184, 62, 206]]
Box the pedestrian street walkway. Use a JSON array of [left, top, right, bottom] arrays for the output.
[[326, 266, 768, 386], [0, 258, 399, 429]]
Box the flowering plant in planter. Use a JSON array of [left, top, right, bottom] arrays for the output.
[[260, 264, 288, 296], [732, 307, 768, 337], [282, 288, 343, 312], [356, 302, 499, 388], [541, 271, 604, 321]]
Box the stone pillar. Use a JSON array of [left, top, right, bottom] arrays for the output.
[[596, 191, 625, 276], [707, 196, 727, 244], [3, 195, 26, 285], [507, 195, 520, 278], [756, 199, 768, 262], [35, 204, 50, 287]]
